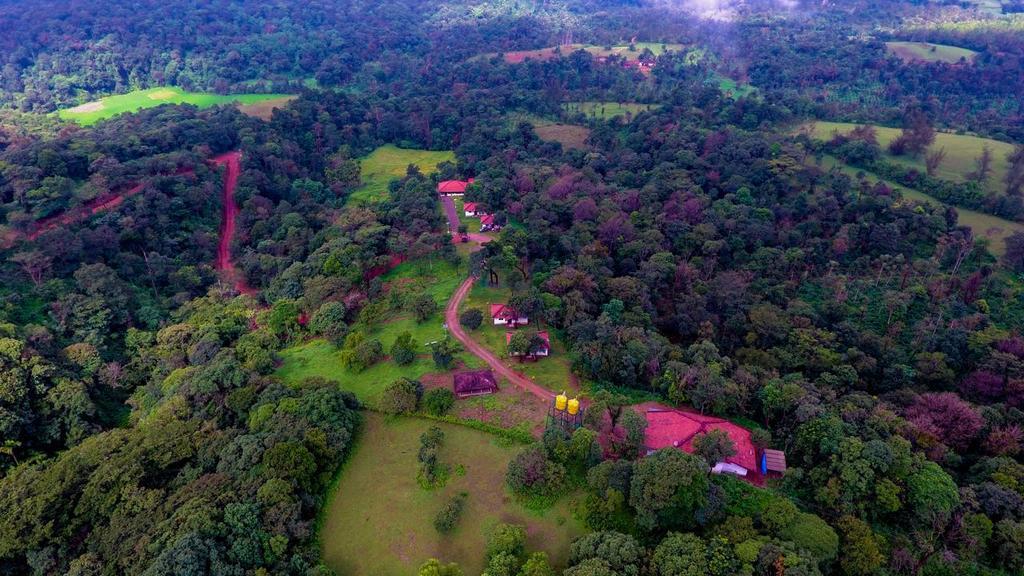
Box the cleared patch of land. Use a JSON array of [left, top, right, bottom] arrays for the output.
[[885, 41, 978, 64], [815, 155, 1023, 257], [237, 95, 298, 120], [713, 74, 756, 98], [276, 258, 478, 406], [804, 121, 1017, 197], [319, 413, 584, 576], [350, 145, 455, 204], [499, 42, 685, 63], [563, 101, 659, 121], [57, 86, 291, 125]]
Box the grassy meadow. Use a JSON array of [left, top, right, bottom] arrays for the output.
[[319, 414, 584, 576], [563, 101, 659, 121], [885, 41, 978, 64], [57, 86, 290, 125], [350, 145, 455, 204], [805, 121, 1018, 197], [276, 258, 481, 406], [236, 95, 298, 120], [815, 154, 1023, 257]]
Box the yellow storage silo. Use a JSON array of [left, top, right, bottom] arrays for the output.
[[555, 392, 568, 411], [567, 397, 580, 415]]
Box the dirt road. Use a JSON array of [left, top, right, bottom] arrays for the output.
[[211, 151, 255, 295], [445, 275, 555, 401]]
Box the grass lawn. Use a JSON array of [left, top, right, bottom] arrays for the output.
[[350, 145, 455, 204], [512, 115, 592, 151], [815, 154, 1023, 257], [276, 257, 483, 406], [712, 74, 756, 99], [236, 95, 298, 120], [458, 282, 577, 394], [885, 41, 978, 64], [56, 87, 291, 125], [320, 413, 584, 576], [804, 121, 1018, 197], [562, 101, 659, 121]]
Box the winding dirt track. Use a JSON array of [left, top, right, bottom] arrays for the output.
[[211, 151, 255, 295], [445, 276, 555, 401]]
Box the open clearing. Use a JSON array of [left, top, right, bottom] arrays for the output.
[[814, 154, 1023, 257], [885, 41, 978, 64], [713, 74, 757, 99], [237, 95, 298, 120], [563, 101, 659, 121], [57, 86, 291, 125], [320, 413, 583, 576], [350, 145, 455, 204], [276, 258, 478, 406], [499, 42, 684, 63], [804, 121, 1018, 197]]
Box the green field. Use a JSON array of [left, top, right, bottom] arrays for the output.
[[815, 155, 1023, 257], [712, 74, 756, 99], [805, 121, 1017, 197], [276, 258, 480, 406], [350, 145, 455, 204], [562, 101, 659, 121], [885, 41, 978, 64], [510, 114, 592, 150], [57, 86, 291, 125], [320, 413, 584, 576]]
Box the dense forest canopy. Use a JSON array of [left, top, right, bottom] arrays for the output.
[[1, 0, 1024, 575]]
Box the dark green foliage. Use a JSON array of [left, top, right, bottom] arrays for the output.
[[629, 448, 709, 531], [460, 308, 483, 330], [412, 293, 438, 323], [422, 388, 456, 416], [567, 531, 643, 576], [505, 444, 567, 498], [433, 492, 467, 533], [390, 331, 418, 366], [310, 301, 348, 346], [417, 426, 448, 489], [380, 378, 421, 415]]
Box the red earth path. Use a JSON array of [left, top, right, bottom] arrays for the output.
[[210, 151, 255, 295]]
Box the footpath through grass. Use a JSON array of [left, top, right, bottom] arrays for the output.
[[805, 121, 1018, 198], [319, 413, 584, 576], [57, 86, 290, 125], [350, 145, 455, 204]]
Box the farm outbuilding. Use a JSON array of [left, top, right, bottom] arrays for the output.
[[453, 369, 498, 398], [437, 178, 474, 196], [506, 331, 550, 358], [490, 304, 528, 326], [464, 202, 483, 217], [761, 449, 787, 475]]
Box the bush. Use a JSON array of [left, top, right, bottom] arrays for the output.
[[460, 308, 483, 330], [310, 301, 348, 345], [418, 426, 448, 488], [506, 444, 566, 497], [412, 293, 439, 322], [390, 331, 418, 366], [423, 388, 456, 416], [381, 378, 421, 415], [434, 492, 468, 533]]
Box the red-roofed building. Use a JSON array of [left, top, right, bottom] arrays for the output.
[[438, 180, 469, 195], [506, 331, 550, 359], [480, 214, 501, 232], [464, 202, 483, 217], [490, 304, 528, 326], [453, 369, 498, 398], [642, 407, 759, 480]]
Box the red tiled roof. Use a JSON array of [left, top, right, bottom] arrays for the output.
[[453, 369, 498, 395], [464, 202, 480, 212], [438, 180, 469, 194], [490, 303, 515, 319], [643, 408, 758, 472], [480, 214, 495, 226]]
